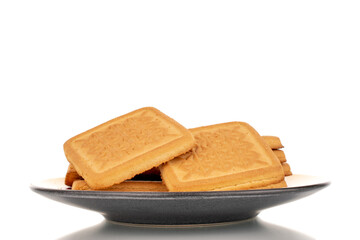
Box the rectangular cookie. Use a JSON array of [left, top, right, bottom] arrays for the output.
[[255, 180, 287, 189], [65, 164, 161, 185], [262, 136, 284, 149], [282, 162, 292, 176], [215, 179, 287, 190], [64, 107, 195, 189], [273, 149, 286, 163], [160, 122, 285, 191], [65, 164, 83, 186], [72, 180, 168, 192]]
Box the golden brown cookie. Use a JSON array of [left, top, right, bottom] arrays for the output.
[[255, 180, 287, 189], [212, 179, 287, 190], [282, 162, 292, 176], [160, 122, 285, 191], [273, 150, 286, 163], [64, 107, 195, 189], [72, 180, 168, 192], [64, 164, 83, 186], [262, 136, 284, 149]]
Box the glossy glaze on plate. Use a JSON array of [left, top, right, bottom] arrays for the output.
[[30, 174, 329, 225]]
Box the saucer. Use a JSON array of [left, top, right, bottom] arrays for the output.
[[31, 174, 329, 225]]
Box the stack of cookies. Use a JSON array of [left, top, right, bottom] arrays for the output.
[[64, 107, 292, 192], [262, 136, 292, 177]]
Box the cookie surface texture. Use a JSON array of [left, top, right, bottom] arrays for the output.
[[160, 122, 285, 191], [64, 107, 195, 189]]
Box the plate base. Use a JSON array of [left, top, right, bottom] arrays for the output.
[[104, 212, 259, 226]]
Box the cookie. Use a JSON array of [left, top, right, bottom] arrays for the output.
[[255, 180, 287, 189], [282, 162, 292, 176], [64, 107, 195, 189], [64, 164, 83, 186], [72, 180, 167, 192], [215, 179, 287, 190], [262, 136, 284, 149], [160, 122, 285, 191], [273, 150, 286, 163]]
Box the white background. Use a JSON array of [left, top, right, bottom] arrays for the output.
[[1, 1, 359, 239]]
